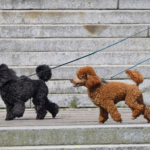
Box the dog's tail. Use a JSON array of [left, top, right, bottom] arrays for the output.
[[36, 65, 52, 82], [45, 98, 59, 118], [125, 69, 144, 86]]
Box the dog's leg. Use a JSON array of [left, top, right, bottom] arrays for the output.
[[137, 95, 150, 123], [104, 100, 122, 123], [45, 98, 59, 118], [99, 106, 109, 123], [13, 102, 25, 118], [36, 105, 47, 119], [5, 104, 14, 121], [125, 94, 144, 120], [32, 98, 47, 119]]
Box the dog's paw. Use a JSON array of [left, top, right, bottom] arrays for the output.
[[36, 118, 44, 120], [132, 117, 136, 120], [5, 118, 14, 121], [52, 104, 59, 118], [118, 119, 122, 123], [52, 111, 59, 118], [99, 121, 104, 124], [36, 116, 45, 120]]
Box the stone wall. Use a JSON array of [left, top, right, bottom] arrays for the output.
[[0, 0, 150, 108]]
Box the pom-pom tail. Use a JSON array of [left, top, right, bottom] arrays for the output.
[[36, 65, 52, 82], [125, 69, 144, 86]]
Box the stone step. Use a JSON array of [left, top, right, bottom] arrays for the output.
[[0, 25, 148, 38], [46, 79, 150, 94], [0, 0, 118, 10], [0, 124, 150, 146], [1, 93, 150, 108], [2, 0, 150, 10], [0, 108, 150, 147], [0, 108, 149, 126], [1, 38, 150, 52], [9, 65, 150, 79], [1, 10, 150, 24], [120, 0, 150, 9], [48, 93, 150, 108], [0, 52, 150, 66], [1, 79, 150, 108], [1, 145, 150, 150]]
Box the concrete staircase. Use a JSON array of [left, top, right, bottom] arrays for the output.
[[0, 0, 150, 149], [0, 108, 150, 150], [0, 0, 150, 108], [0, 125, 150, 150]]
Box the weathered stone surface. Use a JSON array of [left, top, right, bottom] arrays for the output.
[[30, 94, 94, 108], [0, 108, 148, 126], [48, 94, 95, 108], [1, 78, 150, 108], [1, 90, 150, 109], [1, 38, 150, 52], [0, 99, 5, 107], [0, 52, 150, 66], [0, 0, 117, 9], [120, 0, 150, 9], [0, 108, 150, 149], [1, 145, 150, 150], [1, 10, 150, 24], [1, 125, 150, 146], [1, 78, 149, 108], [9, 65, 150, 79], [0, 25, 148, 38], [49, 93, 150, 108], [0, 109, 150, 148], [46, 79, 150, 94]]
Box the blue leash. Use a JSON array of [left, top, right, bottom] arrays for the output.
[[111, 57, 150, 79], [20, 27, 150, 80]]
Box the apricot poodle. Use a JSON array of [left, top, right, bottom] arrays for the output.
[[71, 66, 150, 123]]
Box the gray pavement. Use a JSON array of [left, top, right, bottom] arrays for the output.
[[1, 109, 150, 147], [0, 108, 148, 127]]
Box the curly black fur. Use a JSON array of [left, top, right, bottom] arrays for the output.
[[36, 65, 52, 82], [0, 64, 59, 121]]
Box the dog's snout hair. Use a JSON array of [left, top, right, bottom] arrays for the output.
[[70, 77, 82, 84]]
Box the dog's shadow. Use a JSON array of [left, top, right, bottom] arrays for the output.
[[14, 117, 62, 121]]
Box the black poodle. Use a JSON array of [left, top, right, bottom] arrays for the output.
[[0, 64, 59, 121]]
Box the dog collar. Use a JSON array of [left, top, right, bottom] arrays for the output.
[[101, 78, 107, 84], [88, 78, 107, 89]]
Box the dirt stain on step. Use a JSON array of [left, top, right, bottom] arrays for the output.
[[83, 25, 108, 35]]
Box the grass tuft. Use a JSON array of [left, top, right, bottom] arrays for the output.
[[71, 100, 77, 108]]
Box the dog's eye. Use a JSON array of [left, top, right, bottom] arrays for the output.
[[78, 76, 82, 79]]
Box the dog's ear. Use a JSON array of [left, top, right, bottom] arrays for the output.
[[86, 75, 101, 89], [0, 64, 8, 69]]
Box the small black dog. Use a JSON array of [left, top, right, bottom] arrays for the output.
[[0, 64, 59, 121]]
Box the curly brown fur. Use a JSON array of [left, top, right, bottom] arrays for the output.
[[71, 66, 150, 123], [125, 69, 144, 86], [0, 64, 59, 121]]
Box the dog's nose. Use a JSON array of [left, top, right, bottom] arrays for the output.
[[70, 79, 73, 82]]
